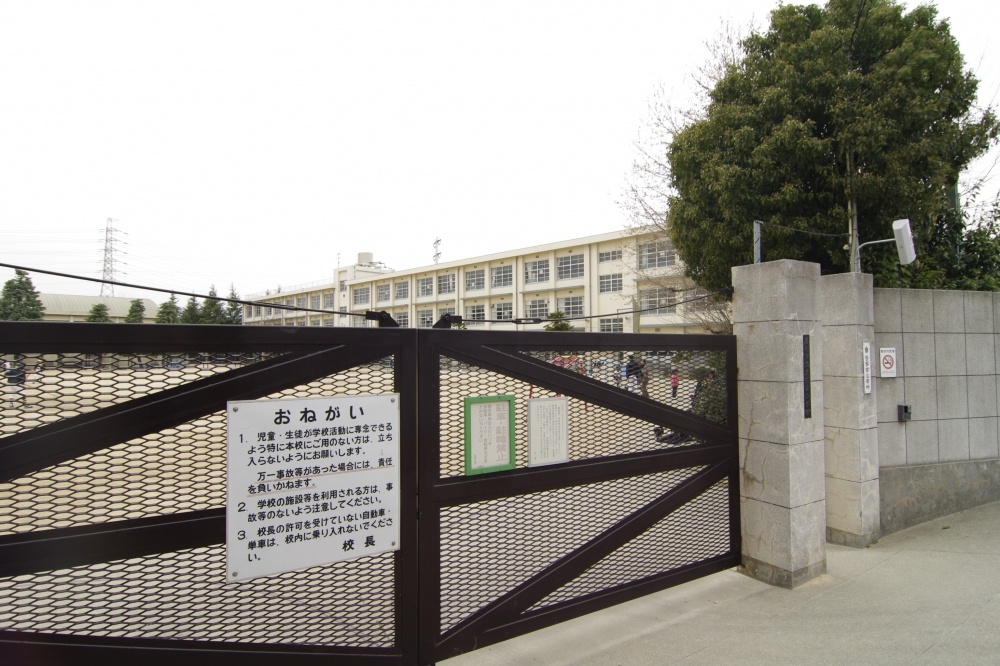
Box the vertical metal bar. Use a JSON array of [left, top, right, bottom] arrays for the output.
[[416, 329, 444, 665], [394, 329, 421, 665], [753, 220, 762, 264]]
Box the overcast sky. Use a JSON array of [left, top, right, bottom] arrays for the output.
[[1, 0, 997, 304]]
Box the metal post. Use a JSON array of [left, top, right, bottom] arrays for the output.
[[753, 221, 762, 264]]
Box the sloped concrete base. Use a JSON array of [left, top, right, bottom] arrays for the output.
[[827, 525, 880, 548], [739, 555, 826, 589], [880, 459, 1000, 535]]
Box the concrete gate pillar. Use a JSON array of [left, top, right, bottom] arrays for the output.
[[732, 260, 826, 587], [821, 272, 880, 546]]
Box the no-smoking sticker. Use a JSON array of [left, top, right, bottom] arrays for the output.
[[879, 348, 897, 378]]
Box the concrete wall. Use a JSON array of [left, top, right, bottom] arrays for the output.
[[873, 289, 1000, 533]]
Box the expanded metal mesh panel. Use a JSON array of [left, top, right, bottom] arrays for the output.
[[520, 348, 729, 424], [1, 352, 273, 438], [437, 354, 713, 477], [437, 467, 704, 633], [0, 545, 396, 646], [0, 356, 395, 537], [529, 478, 732, 611], [0, 412, 228, 535]]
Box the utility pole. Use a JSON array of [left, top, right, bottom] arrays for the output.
[[100, 218, 122, 297]]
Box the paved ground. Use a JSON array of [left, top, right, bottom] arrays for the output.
[[441, 500, 1000, 665]]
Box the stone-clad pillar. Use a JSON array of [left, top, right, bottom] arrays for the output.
[[732, 260, 826, 588], [821, 273, 880, 546]]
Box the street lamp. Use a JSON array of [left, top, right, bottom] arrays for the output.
[[854, 219, 916, 272]]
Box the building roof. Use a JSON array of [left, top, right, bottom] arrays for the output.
[[39, 294, 159, 318]]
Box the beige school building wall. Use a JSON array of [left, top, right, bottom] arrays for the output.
[[243, 231, 711, 334]]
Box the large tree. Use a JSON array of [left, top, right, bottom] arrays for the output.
[[0, 269, 46, 321], [86, 302, 113, 322], [124, 299, 146, 323], [179, 296, 201, 324], [664, 0, 998, 291], [155, 294, 181, 323], [200, 286, 226, 324], [223, 284, 243, 325]]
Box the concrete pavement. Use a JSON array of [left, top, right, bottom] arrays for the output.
[[441, 500, 1000, 665]]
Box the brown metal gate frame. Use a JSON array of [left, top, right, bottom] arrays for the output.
[[416, 330, 740, 663], [1, 324, 739, 665], [0, 322, 421, 665]]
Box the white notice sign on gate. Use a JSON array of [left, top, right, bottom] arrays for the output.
[[226, 394, 400, 582], [528, 397, 569, 466]]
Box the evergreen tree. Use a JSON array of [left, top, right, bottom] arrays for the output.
[[124, 299, 146, 323], [179, 296, 201, 324], [0, 269, 46, 321], [543, 310, 574, 332], [86, 302, 113, 322], [155, 294, 181, 323], [224, 284, 243, 325], [200, 285, 225, 324], [659, 0, 999, 290]]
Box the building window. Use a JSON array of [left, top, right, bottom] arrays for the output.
[[339, 306, 348, 316], [639, 287, 675, 314], [253, 305, 261, 317], [685, 288, 713, 312], [465, 304, 485, 326], [599, 273, 623, 293], [265, 307, 272, 316], [339, 280, 346, 292], [466, 269, 485, 291], [493, 302, 513, 320], [417, 309, 434, 328], [524, 259, 549, 284], [323, 292, 335, 308], [599, 250, 622, 262], [353, 315, 369, 328], [417, 277, 434, 297], [556, 254, 584, 280], [395, 281, 409, 299], [395, 312, 409, 327], [310, 294, 320, 309], [558, 296, 584, 317], [492, 265, 513, 287], [637, 239, 676, 269], [311, 319, 321, 326], [353, 287, 370, 306], [599, 317, 624, 332], [526, 299, 549, 319], [438, 274, 456, 295], [377, 284, 390, 302], [295, 296, 306, 309], [286, 298, 295, 306], [323, 317, 334, 327]]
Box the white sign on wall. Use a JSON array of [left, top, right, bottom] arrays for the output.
[[879, 347, 898, 378], [226, 394, 400, 582], [862, 342, 872, 394]]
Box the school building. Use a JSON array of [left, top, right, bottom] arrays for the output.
[[242, 230, 712, 334]]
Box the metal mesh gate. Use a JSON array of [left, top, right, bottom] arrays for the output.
[[2, 323, 737, 665], [418, 330, 739, 662], [0, 322, 419, 664]]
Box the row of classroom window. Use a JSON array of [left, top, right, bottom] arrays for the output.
[[248, 286, 700, 323], [352, 271, 627, 306], [272, 310, 628, 332], [334, 245, 673, 294]]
